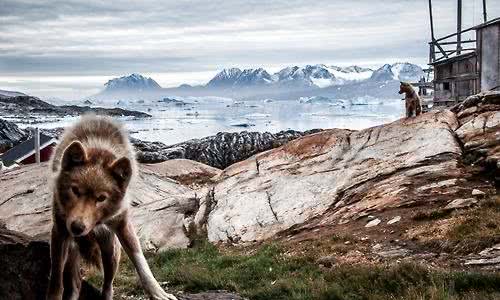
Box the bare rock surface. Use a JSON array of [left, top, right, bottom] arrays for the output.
[[206, 110, 477, 243], [0, 163, 198, 251], [454, 91, 500, 184], [143, 159, 222, 186]]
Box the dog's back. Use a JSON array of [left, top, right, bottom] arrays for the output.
[[51, 115, 136, 174]]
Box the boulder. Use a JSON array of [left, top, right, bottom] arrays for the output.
[[444, 198, 478, 210], [206, 111, 481, 243], [454, 91, 500, 182], [0, 163, 199, 251]]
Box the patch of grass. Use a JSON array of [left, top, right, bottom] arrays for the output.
[[412, 209, 452, 221], [97, 240, 500, 300], [447, 196, 500, 253]]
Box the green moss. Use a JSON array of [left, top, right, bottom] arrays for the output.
[[91, 240, 500, 300]]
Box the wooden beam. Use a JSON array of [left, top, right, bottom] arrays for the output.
[[34, 127, 40, 164], [434, 41, 449, 58], [483, 0, 488, 22], [434, 26, 475, 43], [428, 0, 436, 63], [438, 40, 476, 45], [457, 0, 462, 55], [434, 48, 476, 54], [428, 0, 436, 40]]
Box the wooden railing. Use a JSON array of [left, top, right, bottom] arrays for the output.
[[429, 26, 477, 64]]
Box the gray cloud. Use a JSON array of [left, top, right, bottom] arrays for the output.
[[0, 0, 498, 99]]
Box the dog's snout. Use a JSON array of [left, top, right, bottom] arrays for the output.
[[70, 221, 86, 236]]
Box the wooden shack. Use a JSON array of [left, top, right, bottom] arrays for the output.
[[429, 15, 500, 106], [431, 52, 479, 106]]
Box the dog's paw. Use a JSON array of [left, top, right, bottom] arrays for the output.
[[150, 289, 178, 300]]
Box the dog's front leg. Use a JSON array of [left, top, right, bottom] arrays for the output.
[[46, 224, 70, 300], [112, 217, 177, 300]]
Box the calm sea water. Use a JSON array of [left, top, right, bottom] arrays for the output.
[[16, 97, 404, 145]]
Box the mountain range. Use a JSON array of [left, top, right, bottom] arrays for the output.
[[90, 62, 424, 101]]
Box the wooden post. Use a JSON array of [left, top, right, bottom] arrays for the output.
[[34, 127, 40, 164], [483, 0, 487, 22], [457, 0, 462, 55], [428, 0, 436, 63]]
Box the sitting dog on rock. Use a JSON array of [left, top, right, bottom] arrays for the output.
[[399, 82, 422, 118]]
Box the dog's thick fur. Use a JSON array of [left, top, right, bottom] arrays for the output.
[[399, 82, 422, 118], [47, 115, 176, 300]]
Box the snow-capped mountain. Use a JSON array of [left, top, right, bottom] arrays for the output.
[[275, 65, 335, 88], [104, 73, 161, 92], [207, 68, 274, 88], [204, 63, 421, 91], [234, 68, 274, 87], [326, 65, 373, 83], [370, 63, 424, 82], [88, 62, 424, 102], [206, 68, 242, 88]]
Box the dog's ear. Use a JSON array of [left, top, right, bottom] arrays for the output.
[[61, 141, 87, 170], [109, 157, 132, 186]]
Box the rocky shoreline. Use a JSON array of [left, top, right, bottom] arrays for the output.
[[0, 95, 151, 120]]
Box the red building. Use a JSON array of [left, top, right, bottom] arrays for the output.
[[1, 133, 57, 168]]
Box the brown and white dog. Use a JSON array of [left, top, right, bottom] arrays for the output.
[[399, 82, 422, 118], [47, 115, 176, 300]]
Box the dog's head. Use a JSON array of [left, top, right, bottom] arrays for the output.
[[56, 141, 132, 237], [399, 81, 412, 94]]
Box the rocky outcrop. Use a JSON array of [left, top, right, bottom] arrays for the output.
[[134, 129, 322, 169], [0, 118, 26, 152], [0, 95, 151, 118], [0, 163, 201, 251], [453, 91, 500, 185], [205, 110, 494, 243]]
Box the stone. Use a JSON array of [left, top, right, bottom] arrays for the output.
[[387, 216, 401, 225], [444, 198, 478, 210], [316, 255, 337, 268], [464, 256, 500, 266], [472, 189, 486, 197], [365, 218, 382, 228], [375, 247, 410, 258]]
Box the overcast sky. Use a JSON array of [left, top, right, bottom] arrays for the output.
[[1, 0, 498, 100]]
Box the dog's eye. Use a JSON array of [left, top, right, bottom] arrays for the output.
[[71, 186, 81, 197], [96, 194, 107, 202]]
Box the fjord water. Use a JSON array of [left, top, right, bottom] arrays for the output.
[[28, 97, 404, 145]]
